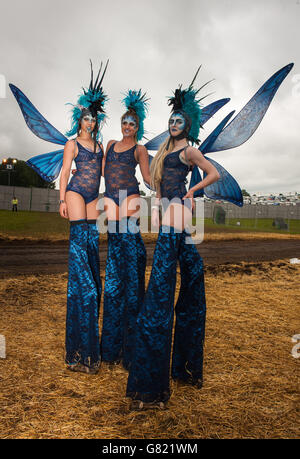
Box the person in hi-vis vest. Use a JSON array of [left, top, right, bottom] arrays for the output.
[[12, 197, 18, 212]]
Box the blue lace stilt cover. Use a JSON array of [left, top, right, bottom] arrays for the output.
[[126, 225, 181, 402], [87, 221, 102, 309], [101, 220, 125, 363], [126, 226, 206, 402], [172, 232, 206, 384], [65, 221, 100, 370], [121, 217, 146, 369], [101, 217, 146, 368]]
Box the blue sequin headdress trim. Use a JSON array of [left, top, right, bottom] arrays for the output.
[[168, 66, 213, 144], [66, 59, 109, 140], [122, 89, 149, 142]]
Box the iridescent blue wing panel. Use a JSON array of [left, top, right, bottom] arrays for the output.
[[200, 111, 235, 153], [203, 157, 243, 207], [203, 63, 294, 153], [9, 84, 68, 145], [189, 111, 235, 196], [27, 149, 64, 182], [144, 98, 231, 151], [201, 98, 230, 125], [144, 130, 169, 151], [189, 166, 203, 198]]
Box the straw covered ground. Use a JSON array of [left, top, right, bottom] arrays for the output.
[[0, 260, 299, 439]]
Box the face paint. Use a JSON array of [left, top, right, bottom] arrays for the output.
[[168, 113, 186, 131], [83, 115, 96, 123], [82, 114, 96, 133], [122, 115, 137, 129]]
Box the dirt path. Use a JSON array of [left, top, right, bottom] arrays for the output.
[[0, 239, 299, 278]]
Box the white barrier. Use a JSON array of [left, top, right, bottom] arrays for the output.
[[0, 335, 6, 359]]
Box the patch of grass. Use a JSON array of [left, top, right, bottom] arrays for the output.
[[0, 210, 69, 239], [0, 210, 299, 242], [202, 218, 300, 235]]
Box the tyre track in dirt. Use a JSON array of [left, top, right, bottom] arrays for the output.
[[0, 239, 299, 278]]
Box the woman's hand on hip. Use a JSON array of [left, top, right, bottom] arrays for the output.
[[182, 190, 195, 211]]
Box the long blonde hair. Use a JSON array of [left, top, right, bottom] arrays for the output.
[[150, 136, 175, 192]]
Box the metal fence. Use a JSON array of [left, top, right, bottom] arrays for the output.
[[203, 200, 300, 220], [0, 185, 299, 219], [0, 185, 60, 212]]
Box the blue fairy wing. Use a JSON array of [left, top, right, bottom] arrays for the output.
[[190, 64, 293, 204], [189, 166, 204, 198], [189, 111, 235, 197], [200, 111, 235, 153], [27, 149, 64, 182], [202, 157, 243, 207], [143, 98, 231, 151], [190, 153, 243, 205], [9, 84, 68, 145], [203, 63, 294, 153], [201, 98, 231, 125], [144, 130, 169, 151]]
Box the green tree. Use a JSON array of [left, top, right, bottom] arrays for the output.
[[0, 158, 55, 188], [241, 189, 250, 197]]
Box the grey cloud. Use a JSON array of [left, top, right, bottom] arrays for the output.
[[0, 0, 299, 194]]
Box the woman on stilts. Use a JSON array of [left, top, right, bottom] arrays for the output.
[[101, 90, 151, 369], [60, 61, 108, 374], [126, 69, 220, 408]]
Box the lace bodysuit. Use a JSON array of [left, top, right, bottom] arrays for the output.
[[104, 142, 140, 206], [160, 148, 192, 208], [66, 140, 103, 204]]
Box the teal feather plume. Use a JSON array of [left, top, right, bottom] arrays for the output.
[[168, 66, 212, 144], [66, 60, 109, 140], [122, 89, 149, 141]]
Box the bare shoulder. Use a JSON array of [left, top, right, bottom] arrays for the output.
[[64, 139, 76, 152], [65, 139, 76, 147], [136, 144, 148, 155], [104, 139, 116, 154], [187, 145, 204, 158]]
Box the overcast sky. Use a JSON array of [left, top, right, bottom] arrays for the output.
[[0, 0, 299, 195]]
